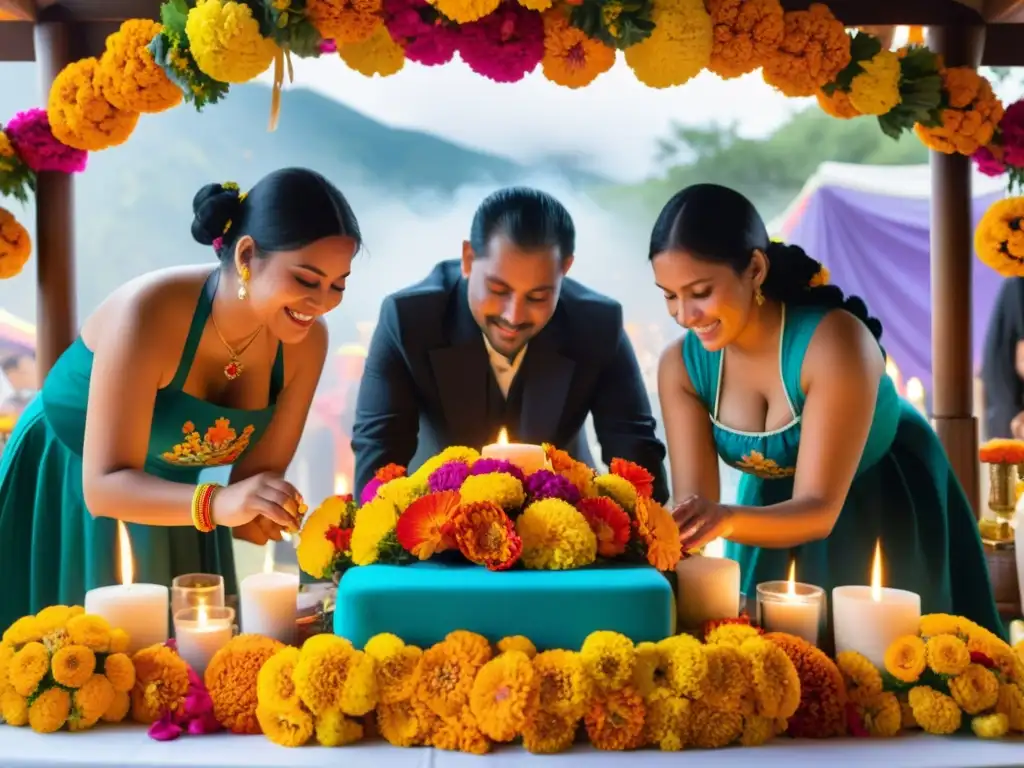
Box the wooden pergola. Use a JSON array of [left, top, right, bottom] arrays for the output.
[[1, 0, 1023, 610]]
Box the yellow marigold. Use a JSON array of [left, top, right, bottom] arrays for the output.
[[1, 686, 28, 726], [766, 632, 846, 738], [702, 644, 748, 712], [540, 8, 616, 89], [632, 641, 668, 699], [34, 606, 76, 636], [377, 700, 429, 746], [429, 705, 490, 753], [131, 643, 190, 724], [925, 634, 970, 676], [761, 3, 850, 97], [919, 613, 964, 638], [351, 496, 398, 565], [518, 0, 552, 9], [292, 635, 352, 715], [102, 690, 131, 723], [995, 682, 1024, 731], [0, 207, 32, 280], [257, 646, 301, 710], [580, 631, 635, 693], [66, 614, 112, 653], [426, 0, 500, 23], [108, 628, 130, 654], [256, 704, 314, 747], [470, 649, 538, 742], [297, 494, 348, 578], [497, 636, 537, 658], [706, 623, 762, 647], [531, 648, 591, 719], [908, 685, 961, 735], [28, 687, 70, 734], [412, 638, 482, 717], [51, 644, 96, 689], [103, 652, 136, 693], [737, 636, 801, 719], [634, 497, 682, 571], [205, 634, 285, 733], [949, 663, 1000, 715], [517, 498, 597, 570], [366, 634, 421, 704], [9, 642, 49, 697], [338, 25, 406, 78], [0, 642, 13, 690], [848, 48, 901, 116], [657, 634, 708, 700], [315, 708, 365, 746], [522, 709, 577, 753], [972, 712, 1009, 738], [411, 446, 481, 484], [47, 58, 139, 152], [307, 0, 383, 44], [375, 475, 423, 512], [706, 0, 785, 79], [836, 650, 882, 706], [643, 688, 690, 750], [884, 634, 927, 683], [593, 473, 637, 510], [915, 67, 1003, 155], [739, 713, 775, 746], [624, 0, 712, 89], [3, 616, 43, 647], [857, 691, 901, 737], [41, 628, 70, 656], [186, 0, 277, 83], [96, 19, 182, 113], [687, 698, 743, 748], [584, 685, 646, 750], [338, 651, 378, 716], [445, 630, 493, 666], [460, 472, 526, 510], [71, 674, 115, 730]]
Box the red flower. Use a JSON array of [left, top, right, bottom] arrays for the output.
[[845, 702, 869, 737], [446, 501, 522, 571], [577, 496, 631, 557], [396, 491, 460, 560], [374, 463, 407, 483], [609, 458, 654, 499], [325, 525, 353, 553], [970, 651, 996, 669]]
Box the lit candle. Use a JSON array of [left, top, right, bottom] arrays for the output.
[[334, 473, 351, 496], [756, 560, 825, 646], [480, 427, 547, 475], [674, 555, 740, 631], [832, 540, 921, 669], [173, 604, 234, 677], [240, 571, 299, 644], [84, 522, 170, 654]]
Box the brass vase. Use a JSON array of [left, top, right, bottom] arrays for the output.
[[980, 463, 1017, 548]]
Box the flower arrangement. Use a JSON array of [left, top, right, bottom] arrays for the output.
[[296, 444, 682, 580], [0, 606, 135, 733], [138, 639, 220, 740], [0, 206, 32, 280], [975, 198, 1024, 278], [915, 66, 1005, 156], [974, 99, 1024, 193]]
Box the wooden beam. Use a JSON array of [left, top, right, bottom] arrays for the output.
[[0, 0, 34, 20], [783, 0, 983, 25], [926, 24, 986, 518], [983, 0, 1024, 21], [0, 22, 33, 60], [0, 19, 124, 61]]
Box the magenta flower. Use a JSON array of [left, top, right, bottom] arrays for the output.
[[384, 0, 460, 66], [999, 99, 1024, 168], [456, 2, 544, 84], [428, 460, 472, 492], [4, 108, 87, 174], [319, 38, 338, 54], [360, 477, 384, 505], [147, 641, 221, 742], [524, 469, 581, 505], [469, 458, 525, 482], [973, 144, 1006, 177]]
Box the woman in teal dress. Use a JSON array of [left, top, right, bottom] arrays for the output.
[[650, 183, 1003, 637], [0, 167, 362, 631]]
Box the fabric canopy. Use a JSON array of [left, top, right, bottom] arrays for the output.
[[771, 162, 1007, 392]]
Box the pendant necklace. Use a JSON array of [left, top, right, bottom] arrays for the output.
[[210, 315, 263, 380]]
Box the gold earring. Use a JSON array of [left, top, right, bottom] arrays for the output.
[[238, 265, 250, 301], [755, 287, 765, 306]]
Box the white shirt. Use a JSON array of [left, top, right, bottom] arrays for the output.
[[483, 334, 527, 398]]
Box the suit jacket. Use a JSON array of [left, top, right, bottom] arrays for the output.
[[981, 277, 1024, 439], [352, 260, 669, 502]]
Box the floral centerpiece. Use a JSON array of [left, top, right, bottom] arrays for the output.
[[296, 444, 681, 580], [977, 438, 1024, 546]]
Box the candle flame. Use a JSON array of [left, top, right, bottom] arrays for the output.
[[117, 521, 134, 586], [197, 602, 209, 629], [497, 427, 509, 445], [334, 473, 350, 496], [786, 559, 796, 596], [263, 544, 276, 574], [870, 539, 883, 601]]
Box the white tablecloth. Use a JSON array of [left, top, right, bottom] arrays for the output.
[[2, 725, 1023, 768]]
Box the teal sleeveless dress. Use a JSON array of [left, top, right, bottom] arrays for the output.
[[0, 271, 284, 631], [683, 304, 1004, 637]]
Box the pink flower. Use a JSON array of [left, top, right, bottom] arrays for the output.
[[1000, 99, 1024, 168], [973, 144, 1006, 177], [147, 643, 221, 742], [319, 38, 337, 54], [384, 0, 459, 66], [4, 108, 88, 174], [457, 1, 544, 84]]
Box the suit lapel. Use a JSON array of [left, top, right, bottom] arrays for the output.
[[518, 313, 575, 444]]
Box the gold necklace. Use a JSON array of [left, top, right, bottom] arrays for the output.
[[209, 314, 263, 381]]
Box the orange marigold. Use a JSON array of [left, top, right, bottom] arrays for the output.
[[540, 8, 616, 89], [577, 496, 631, 557], [761, 3, 850, 97], [765, 632, 847, 738], [130, 644, 190, 724], [413, 638, 485, 718], [307, 0, 383, 44], [816, 88, 862, 119], [914, 67, 1003, 156], [96, 19, 182, 114], [706, 0, 785, 80], [47, 57, 139, 152], [584, 685, 646, 750], [542, 442, 596, 496], [634, 496, 682, 570], [979, 438, 1024, 465], [204, 634, 286, 734], [447, 501, 522, 570], [375, 463, 407, 483]]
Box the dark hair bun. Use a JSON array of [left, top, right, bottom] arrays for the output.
[[191, 183, 243, 246]]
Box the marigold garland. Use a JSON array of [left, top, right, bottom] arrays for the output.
[[705, 0, 784, 80], [96, 19, 183, 114], [0, 207, 31, 280], [762, 3, 850, 98], [338, 24, 407, 77], [915, 66, 1004, 156], [308, 0, 384, 44], [538, 7, 615, 89], [185, 0, 278, 84], [47, 58, 140, 152], [765, 632, 847, 738], [623, 0, 713, 89]]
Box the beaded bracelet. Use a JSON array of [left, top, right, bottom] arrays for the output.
[[191, 483, 220, 533]]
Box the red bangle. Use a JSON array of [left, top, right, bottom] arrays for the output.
[[192, 483, 219, 533]]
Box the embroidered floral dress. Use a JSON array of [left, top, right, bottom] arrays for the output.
[[683, 304, 1003, 636], [0, 272, 283, 629]]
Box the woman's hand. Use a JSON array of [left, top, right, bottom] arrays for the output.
[[232, 516, 287, 546], [673, 494, 733, 552], [212, 472, 301, 530]]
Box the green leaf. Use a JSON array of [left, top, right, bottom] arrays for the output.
[[147, 31, 231, 112], [159, 0, 191, 37], [827, 31, 883, 94], [568, 0, 654, 51]]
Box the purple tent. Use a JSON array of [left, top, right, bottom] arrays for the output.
[[771, 162, 1007, 393]]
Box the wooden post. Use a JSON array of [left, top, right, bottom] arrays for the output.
[[926, 25, 986, 517], [32, 19, 77, 381]]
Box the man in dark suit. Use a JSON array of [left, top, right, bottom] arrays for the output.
[[981, 277, 1024, 439], [352, 187, 669, 502]]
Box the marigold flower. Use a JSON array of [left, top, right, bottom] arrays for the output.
[[521, 709, 577, 753], [34, 606, 76, 636], [109, 628, 130, 654], [71, 674, 115, 730], [702, 644, 749, 712], [102, 690, 131, 723], [96, 19, 182, 114], [624, 0, 713, 89], [766, 632, 846, 738], [297, 493, 350, 577], [925, 634, 971, 676], [975, 198, 1024, 278], [687, 698, 744, 748], [737, 636, 800, 720], [973, 711, 1010, 738], [445, 630, 493, 666], [836, 651, 882, 706], [205, 634, 285, 733], [584, 685, 646, 750], [365, 634, 422, 704], [396, 490, 459, 559], [0, 642, 13, 690], [761, 3, 850, 97], [884, 634, 927, 683], [377, 700, 430, 746], [581, 631, 635, 693], [256, 703, 314, 747], [412, 446, 481, 484], [41, 628, 69, 655], [257, 646, 301, 710], [657, 634, 708, 700], [706, 622, 762, 647], [577, 496, 632, 557], [920, 613, 966, 638], [739, 713, 776, 746], [28, 687, 71, 733], [848, 48, 901, 116], [642, 688, 690, 750], [1, 686, 28, 726], [51, 644, 96, 688], [47, 58, 139, 152], [470, 650, 538, 741], [350, 496, 399, 565], [185, 0, 277, 83], [425, 0, 500, 23], [338, 25, 407, 78], [497, 636, 537, 658], [949, 663, 1000, 714], [460, 472, 526, 510], [593, 473, 638, 510], [66, 614, 112, 653], [908, 685, 961, 734], [315, 708, 365, 746], [413, 639, 481, 718], [995, 682, 1024, 731], [539, 8, 615, 89], [449, 500, 523, 570], [632, 642, 669, 699], [307, 0, 383, 44], [376, 475, 424, 512], [517, 498, 595, 570], [542, 442, 597, 496], [634, 496, 682, 570], [3, 616, 43, 646], [706, 0, 784, 79], [9, 642, 49, 697], [131, 643, 190, 724], [856, 691, 901, 737], [915, 67, 1003, 156], [609, 458, 654, 498], [531, 649, 591, 719], [429, 705, 490, 753]]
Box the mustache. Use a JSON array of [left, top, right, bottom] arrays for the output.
[[487, 317, 532, 332]]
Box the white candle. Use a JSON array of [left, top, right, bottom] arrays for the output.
[[832, 541, 921, 669], [481, 427, 547, 475], [240, 571, 299, 643], [174, 605, 234, 677], [757, 562, 824, 646], [674, 555, 740, 630], [84, 522, 169, 654]]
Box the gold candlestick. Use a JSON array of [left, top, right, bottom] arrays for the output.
[[980, 462, 1017, 548]]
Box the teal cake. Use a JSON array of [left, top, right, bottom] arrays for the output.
[[334, 562, 675, 650]]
